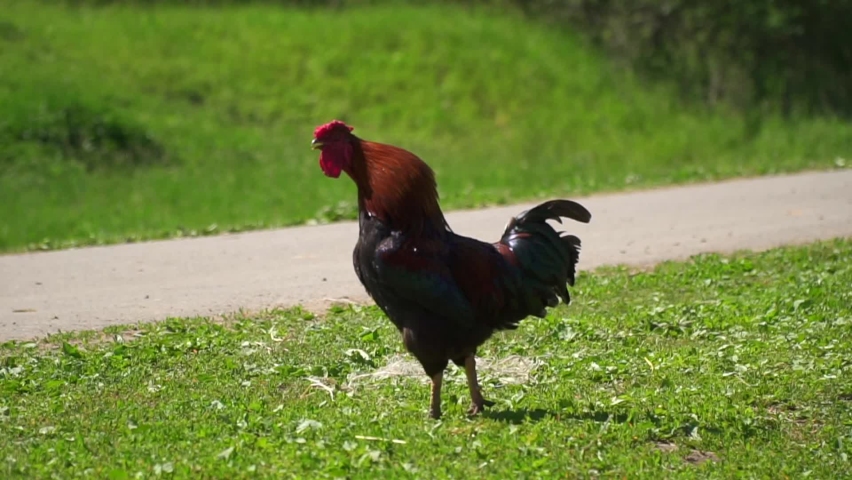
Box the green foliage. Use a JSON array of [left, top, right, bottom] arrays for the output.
[[508, 0, 852, 116], [2, 239, 851, 477], [53, 0, 852, 116], [0, 2, 850, 252]]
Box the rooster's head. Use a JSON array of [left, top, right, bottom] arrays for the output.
[[312, 120, 355, 178]]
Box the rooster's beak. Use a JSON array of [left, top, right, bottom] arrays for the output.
[[311, 139, 323, 150]]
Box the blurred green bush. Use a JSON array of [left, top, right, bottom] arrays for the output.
[[514, 0, 852, 118]]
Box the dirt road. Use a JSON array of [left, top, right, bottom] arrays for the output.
[[2, 169, 850, 341]]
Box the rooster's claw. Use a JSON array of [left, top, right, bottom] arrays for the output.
[[467, 398, 496, 416]]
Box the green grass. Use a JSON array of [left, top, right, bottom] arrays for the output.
[[2, 238, 851, 478], [1, 2, 851, 253]]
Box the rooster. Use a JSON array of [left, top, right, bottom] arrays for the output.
[[312, 120, 591, 419]]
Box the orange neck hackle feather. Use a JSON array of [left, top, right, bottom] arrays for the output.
[[347, 139, 450, 236]]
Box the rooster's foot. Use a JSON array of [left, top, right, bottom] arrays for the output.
[[467, 398, 496, 416]]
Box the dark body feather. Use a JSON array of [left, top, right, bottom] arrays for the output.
[[352, 169, 590, 377]]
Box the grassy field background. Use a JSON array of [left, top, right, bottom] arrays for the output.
[[1, 1, 851, 253], [1, 239, 850, 477]]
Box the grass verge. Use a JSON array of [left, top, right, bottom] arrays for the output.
[[2, 238, 851, 478], [1, 2, 851, 252]]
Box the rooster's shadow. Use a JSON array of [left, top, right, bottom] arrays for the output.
[[481, 407, 552, 424], [481, 407, 631, 425]]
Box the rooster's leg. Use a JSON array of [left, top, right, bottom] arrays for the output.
[[429, 372, 443, 419], [464, 355, 495, 415]]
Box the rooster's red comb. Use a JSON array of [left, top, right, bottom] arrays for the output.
[[314, 120, 354, 138]]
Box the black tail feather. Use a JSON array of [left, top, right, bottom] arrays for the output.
[[508, 199, 592, 231], [560, 234, 582, 286], [499, 199, 589, 318]]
